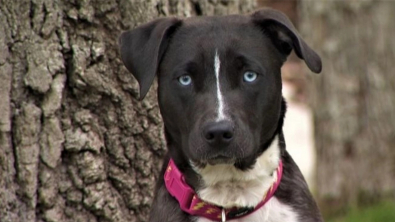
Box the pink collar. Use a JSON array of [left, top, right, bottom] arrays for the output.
[[164, 158, 283, 221]]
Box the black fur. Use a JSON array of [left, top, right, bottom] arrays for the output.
[[119, 8, 323, 222]]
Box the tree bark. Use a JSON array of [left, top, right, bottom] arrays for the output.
[[0, 1, 256, 221], [300, 1, 395, 216]]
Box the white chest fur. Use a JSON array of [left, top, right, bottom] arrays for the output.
[[193, 136, 299, 222], [196, 136, 281, 208]]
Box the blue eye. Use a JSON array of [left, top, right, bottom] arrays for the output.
[[243, 71, 258, 82], [178, 75, 192, 86]]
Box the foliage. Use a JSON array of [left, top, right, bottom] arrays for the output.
[[328, 201, 395, 222]]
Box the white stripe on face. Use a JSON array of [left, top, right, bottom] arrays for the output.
[[214, 50, 226, 121]]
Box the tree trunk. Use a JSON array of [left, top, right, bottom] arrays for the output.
[[0, 1, 256, 221], [300, 1, 395, 216]]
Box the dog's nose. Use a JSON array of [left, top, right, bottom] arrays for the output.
[[203, 121, 234, 145]]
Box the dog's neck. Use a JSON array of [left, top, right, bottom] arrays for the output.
[[192, 135, 281, 208]]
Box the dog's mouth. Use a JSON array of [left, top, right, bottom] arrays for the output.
[[205, 155, 236, 165]]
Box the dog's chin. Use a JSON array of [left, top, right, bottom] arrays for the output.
[[189, 156, 237, 169], [205, 156, 236, 165]]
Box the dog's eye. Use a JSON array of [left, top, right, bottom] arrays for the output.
[[178, 75, 192, 86], [243, 71, 258, 82]]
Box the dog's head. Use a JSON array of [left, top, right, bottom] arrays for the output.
[[119, 9, 321, 169]]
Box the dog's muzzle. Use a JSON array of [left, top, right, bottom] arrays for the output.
[[201, 120, 237, 164]]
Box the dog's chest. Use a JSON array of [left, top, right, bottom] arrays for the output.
[[193, 137, 299, 222], [195, 136, 281, 208], [194, 197, 298, 222]]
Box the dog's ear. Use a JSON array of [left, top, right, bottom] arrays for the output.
[[119, 18, 182, 100], [252, 8, 322, 73]]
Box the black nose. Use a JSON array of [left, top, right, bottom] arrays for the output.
[[203, 121, 234, 145]]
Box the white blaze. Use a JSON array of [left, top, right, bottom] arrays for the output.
[[214, 50, 226, 121]]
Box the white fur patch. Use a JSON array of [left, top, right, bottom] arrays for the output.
[[195, 136, 281, 208], [214, 50, 226, 121], [193, 136, 300, 221], [194, 197, 299, 222]]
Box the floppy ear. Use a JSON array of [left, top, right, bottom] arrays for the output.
[[119, 18, 182, 100], [252, 8, 322, 73]]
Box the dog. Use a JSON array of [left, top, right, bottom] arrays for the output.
[[119, 8, 323, 222]]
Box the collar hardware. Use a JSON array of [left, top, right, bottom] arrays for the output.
[[221, 208, 226, 222]]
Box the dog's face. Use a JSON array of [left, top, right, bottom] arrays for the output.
[[158, 16, 285, 166], [119, 9, 321, 169]]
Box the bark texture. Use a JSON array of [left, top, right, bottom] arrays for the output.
[[0, 1, 256, 221], [300, 1, 395, 215]]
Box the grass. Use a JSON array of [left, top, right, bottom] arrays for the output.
[[328, 201, 395, 222]]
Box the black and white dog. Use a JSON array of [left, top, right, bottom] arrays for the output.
[[120, 8, 323, 222]]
